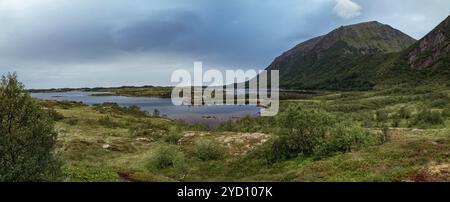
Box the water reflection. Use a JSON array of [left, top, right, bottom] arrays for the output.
[[31, 91, 260, 127]]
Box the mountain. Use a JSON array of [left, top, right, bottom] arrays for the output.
[[378, 15, 450, 86], [266, 21, 417, 90], [407, 16, 450, 70]]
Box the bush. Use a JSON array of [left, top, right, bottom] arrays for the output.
[[258, 137, 292, 164], [150, 145, 185, 169], [375, 110, 388, 125], [237, 116, 256, 133], [442, 108, 450, 117], [398, 107, 411, 119], [259, 107, 373, 163], [378, 125, 390, 144], [148, 145, 187, 180], [163, 130, 183, 144], [391, 118, 400, 128], [195, 140, 225, 161], [361, 117, 374, 128], [314, 122, 374, 157], [275, 107, 337, 156], [63, 117, 79, 125], [94, 103, 147, 117], [412, 109, 444, 126], [46, 109, 65, 121], [131, 128, 164, 141], [215, 115, 276, 134], [0, 73, 62, 181], [98, 116, 120, 128]]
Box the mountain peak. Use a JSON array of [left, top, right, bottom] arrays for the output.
[[322, 21, 416, 54], [267, 21, 416, 70], [276, 21, 416, 61], [266, 21, 417, 89], [341, 21, 384, 28]]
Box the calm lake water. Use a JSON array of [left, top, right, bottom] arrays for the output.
[[31, 91, 260, 127]]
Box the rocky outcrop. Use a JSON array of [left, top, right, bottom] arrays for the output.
[[408, 15, 450, 69]]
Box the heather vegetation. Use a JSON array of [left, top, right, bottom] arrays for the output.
[[1, 72, 449, 182]]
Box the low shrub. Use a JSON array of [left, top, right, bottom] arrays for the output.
[[398, 106, 411, 119], [412, 109, 444, 127], [258, 107, 374, 163], [215, 115, 276, 134], [442, 108, 450, 117], [131, 128, 164, 141], [98, 116, 120, 128], [314, 122, 374, 157], [47, 108, 64, 121], [375, 110, 388, 125], [391, 117, 400, 128], [195, 140, 225, 161], [93, 103, 147, 117], [163, 130, 183, 144], [63, 117, 79, 125], [378, 125, 390, 144], [361, 117, 374, 128], [150, 145, 185, 169], [148, 145, 187, 180]]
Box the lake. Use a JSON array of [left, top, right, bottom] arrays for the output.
[[31, 91, 260, 127]]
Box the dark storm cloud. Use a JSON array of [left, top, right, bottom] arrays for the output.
[[0, 1, 116, 63], [0, 0, 338, 70], [0, 0, 449, 88], [112, 10, 200, 52], [9, 25, 114, 62]]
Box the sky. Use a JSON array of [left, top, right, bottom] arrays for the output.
[[0, 0, 449, 89]]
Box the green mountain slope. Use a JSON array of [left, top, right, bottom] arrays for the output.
[[267, 21, 416, 90], [407, 15, 450, 70], [378, 15, 450, 87]]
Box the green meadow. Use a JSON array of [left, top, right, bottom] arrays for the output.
[[39, 85, 449, 182]]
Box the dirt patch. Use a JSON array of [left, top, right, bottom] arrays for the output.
[[411, 163, 450, 182], [215, 133, 271, 155], [349, 152, 364, 161], [117, 171, 140, 182], [102, 140, 137, 152], [180, 132, 271, 156]]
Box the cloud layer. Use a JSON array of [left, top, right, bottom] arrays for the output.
[[0, 0, 449, 88]]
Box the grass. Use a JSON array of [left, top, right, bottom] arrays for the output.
[[36, 84, 450, 182], [91, 86, 173, 98], [290, 132, 449, 182], [28, 86, 174, 98]]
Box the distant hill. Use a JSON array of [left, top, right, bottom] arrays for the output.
[[266, 21, 416, 90]]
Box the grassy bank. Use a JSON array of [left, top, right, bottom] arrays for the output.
[[28, 86, 174, 98]]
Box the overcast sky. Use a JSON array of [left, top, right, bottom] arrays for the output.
[[1, 0, 449, 88]]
